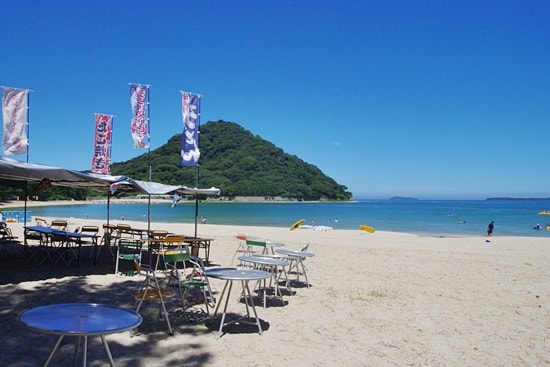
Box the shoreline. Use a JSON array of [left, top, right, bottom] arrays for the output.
[[2, 199, 548, 238]]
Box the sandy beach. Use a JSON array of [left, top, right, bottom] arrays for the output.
[[0, 204, 549, 366]]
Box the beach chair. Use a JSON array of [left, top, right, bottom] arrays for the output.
[[231, 234, 247, 265], [96, 224, 117, 261], [133, 256, 174, 335], [75, 225, 99, 259], [244, 239, 267, 256], [50, 219, 68, 231], [0, 222, 21, 258], [147, 230, 169, 266], [34, 217, 49, 227], [151, 234, 185, 270], [115, 238, 143, 275], [116, 223, 134, 239], [164, 250, 215, 321]]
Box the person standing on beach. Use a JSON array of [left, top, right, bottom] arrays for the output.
[[487, 221, 494, 236]]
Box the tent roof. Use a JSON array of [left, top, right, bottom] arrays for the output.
[[0, 157, 220, 196]]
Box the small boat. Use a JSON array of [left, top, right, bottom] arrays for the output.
[[538, 210, 550, 216]]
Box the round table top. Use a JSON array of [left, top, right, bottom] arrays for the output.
[[252, 253, 294, 260], [276, 249, 315, 258], [20, 303, 142, 336], [265, 241, 285, 248], [204, 267, 271, 281], [238, 255, 290, 267]]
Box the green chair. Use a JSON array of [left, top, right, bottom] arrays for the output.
[[244, 239, 267, 256], [115, 239, 143, 275], [164, 250, 215, 319]]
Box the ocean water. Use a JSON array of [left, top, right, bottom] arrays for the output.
[[19, 199, 550, 237]]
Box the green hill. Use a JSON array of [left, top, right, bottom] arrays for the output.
[[110, 120, 352, 201]]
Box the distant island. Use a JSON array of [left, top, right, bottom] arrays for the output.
[[388, 196, 419, 201], [486, 197, 550, 201]]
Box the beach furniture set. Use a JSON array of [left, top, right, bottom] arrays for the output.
[[23, 219, 100, 267]]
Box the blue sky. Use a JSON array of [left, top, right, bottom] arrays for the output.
[[2, 1, 549, 200]]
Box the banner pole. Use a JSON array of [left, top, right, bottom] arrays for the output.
[[147, 85, 151, 234], [194, 95, 202, 237], [24, 90, 30, 225]]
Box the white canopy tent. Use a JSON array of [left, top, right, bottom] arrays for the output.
[[0, 157, 221, 236]]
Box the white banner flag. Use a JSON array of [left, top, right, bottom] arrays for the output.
[[2, 88, 28, 155], [130, 84, 149, 149]]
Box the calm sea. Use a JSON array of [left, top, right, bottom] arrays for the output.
[[18, 199, 550, 237]]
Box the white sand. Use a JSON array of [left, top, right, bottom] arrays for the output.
[[1, 210, 549, 366]]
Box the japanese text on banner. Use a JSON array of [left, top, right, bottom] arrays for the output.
[[130, 84, 149, 149], [91, 114, 113, 174], [180, 91, 200, 166]]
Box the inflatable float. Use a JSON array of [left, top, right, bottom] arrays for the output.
[[290, 219, 305, 231], [359, 224, 375, 233]]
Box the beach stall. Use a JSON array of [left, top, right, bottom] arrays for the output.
[[0, 156, 220, 245]]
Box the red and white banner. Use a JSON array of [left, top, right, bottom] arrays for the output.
[[2, 88, 28, 155], [91, 114, 113, 174], [130, 84, 149, 149]]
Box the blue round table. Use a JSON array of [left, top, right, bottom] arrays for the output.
[[20, 303, 142, 367]]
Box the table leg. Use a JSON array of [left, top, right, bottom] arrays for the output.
[[92, 237, 98, 266], [216, 280, 232, 337], [72, 336, 81, 366], [297, 259, 309, 288], [242, 280, 263, 334], [44, 334, 64, 367], [100, 335, 116, 367], [81, 335, 87, 367]]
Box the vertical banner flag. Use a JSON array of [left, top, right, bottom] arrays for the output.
[[91, 114, 113, 174], [180, 91, 201, 166], [130, 84, 149, 149], [2, 88, 29, 155]]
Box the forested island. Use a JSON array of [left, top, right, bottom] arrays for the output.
[[112, 120, 352, 201]]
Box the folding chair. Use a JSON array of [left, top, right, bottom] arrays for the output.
[[34, 217, 49, 227], [231, 234, 247, 265], [96, 224, 116, 261], [0, 222, 21, 258], [74, 225, 100, 260], [146, 230, 167, 267], [152, 235, 186, 270], [244, 239, 267, 257], [133, 256, 174, 335], [48, 230, 80, 267], [115, 239, 143, 275], [116, 223, 134, 239], [24, 228, 51, 265], [164, 250, 215, 320], [50, 219, 68, 231]]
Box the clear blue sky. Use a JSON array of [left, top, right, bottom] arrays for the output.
[[2, 1, 549, 200]]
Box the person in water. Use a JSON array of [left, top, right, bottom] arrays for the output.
[[487, 221, 494, 236]]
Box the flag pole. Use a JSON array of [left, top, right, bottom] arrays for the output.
[[194, 95, 201, 237], [146, 85, 151, 234], [24, 90, 30, 225]]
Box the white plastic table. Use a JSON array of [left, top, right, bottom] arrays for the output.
[[275, 249, 315, 288], [19, 303, 142, 367], [265, 241, 285, 254], [238, 255, 291, 305], [204, 267, 271, 336]]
